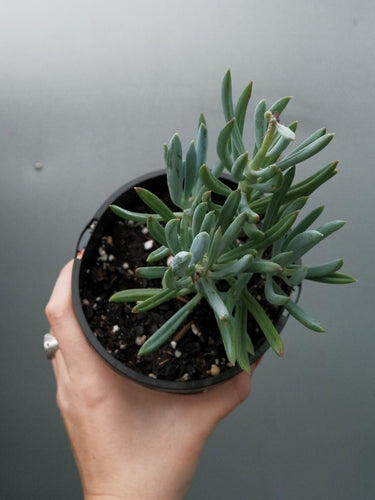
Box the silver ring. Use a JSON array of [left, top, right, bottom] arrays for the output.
[[44, 333, 59, 359]]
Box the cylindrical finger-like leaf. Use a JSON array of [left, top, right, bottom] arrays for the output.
[[147, 245, 171, 263], [138, 294, 201, 355], [277, 133, 334, 171], [110, 205, 164, 223], [135, 187, 175, 221], [308, 272, 357, 284], [136, 266, 168, 279], [165, 218, 181, 255], [196, 121, 208, 169], [184, 140, 198, 200], [109, 288, 164, 303], [214, 313, 236, 364], [217, 118, 235, 168], [243, 291, 284, 356], [196, 278, 230, 322], [232, 151, 249, 181], [247, 259, 282, 274], [220, 211, 248, 251], [208, 254, 252, 279], [265, 275, 290, 306], [272, 282, 325, 332], [316, 220, 346, 238], [166, 133, 184, 206], [234, 82, 253, 135], [200, 210, 216, 234], [171, 251, 192, 277], [147, 216, 167, 247], [262, 167, 295, 232], [132, 288, 178, 313], [255, 211, 298, 250], [305, 259, 343, 279], [190, 232, 210, 264], [282, 205, 325, 250], [199, 164, 233, 196], [216, 188, 241, 232], [285, 230, 324, 261], [254, 99, 267, 150], [270, 96, 292, 115], [192, 202, 207, 237]]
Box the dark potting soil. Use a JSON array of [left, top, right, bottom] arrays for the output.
[[79, 217, 287, 382]]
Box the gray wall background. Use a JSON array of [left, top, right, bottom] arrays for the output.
[[0, 1, 373, 498]]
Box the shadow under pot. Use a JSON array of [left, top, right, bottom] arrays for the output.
[[72, 170, 297, 394]]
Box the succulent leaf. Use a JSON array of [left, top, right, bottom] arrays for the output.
[[138, 294, 202, 355], [135, 187, 175, 221], [199, 164, 233, 196]]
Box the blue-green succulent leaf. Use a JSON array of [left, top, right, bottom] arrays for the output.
[[184, 140, 198, 200], [217, 118, 236, 168], [196, 278, 230, 322], [171, 251, 193, 277], [147, 216, 167, 247], [138, 294, 202, 355], [136, 267, 168, 279], [232, 151, 250, 181], [265, 275, 290, 306], [135, 187, 175, 221], [234, 81, 253, 135], [254, 99, 267, 151], [166, 133, 184, 206], [243, 291, 284, 356], [110, 205, 164, 223], [165, 218, 182, 255], [190, 232, 210, 265], [147, 245, 171, 263], [277, 133, 334, 171], [285, 230, 324, 261], [192, 202, 208, 237], [305, 259, 343, 279], [199, 165, 233, 196], [308, 272, 357, 284], [109, 288, 164, 303]]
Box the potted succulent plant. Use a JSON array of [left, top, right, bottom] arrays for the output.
[[72, 71, 355, 393]]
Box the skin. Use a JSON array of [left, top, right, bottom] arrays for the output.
[[45, 260, 254, 500]]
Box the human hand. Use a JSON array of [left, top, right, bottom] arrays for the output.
[[45, 260, 253, 500]]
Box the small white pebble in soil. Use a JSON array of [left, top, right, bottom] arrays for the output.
[[122, 262, 129, 270], [106, 236, 113, 246], [135, 335, 147, 346], [191, 323, 201, 336], [112, 325, 120, 333], [170, 341, 177, 350], [98, 247, 108, 261], [144, 240, 154, 250], [210, 365, 221, 376], [141, 226, 148, 235], [82, 298, 90, 306], [119, 342, 127, 350], [148, 373, 157, 379], [180, 373, 190, 381], [174, 349, 182, 358], [215, 358, 219, 365], [95, 296, 101, 302], [256, 295, 262, 301], [108, 254, 115, 262]]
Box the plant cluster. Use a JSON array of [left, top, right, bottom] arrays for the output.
[[109, 71, 355, 372]]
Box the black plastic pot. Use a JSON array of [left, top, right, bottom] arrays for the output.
[[72, 170, 295, 393]]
